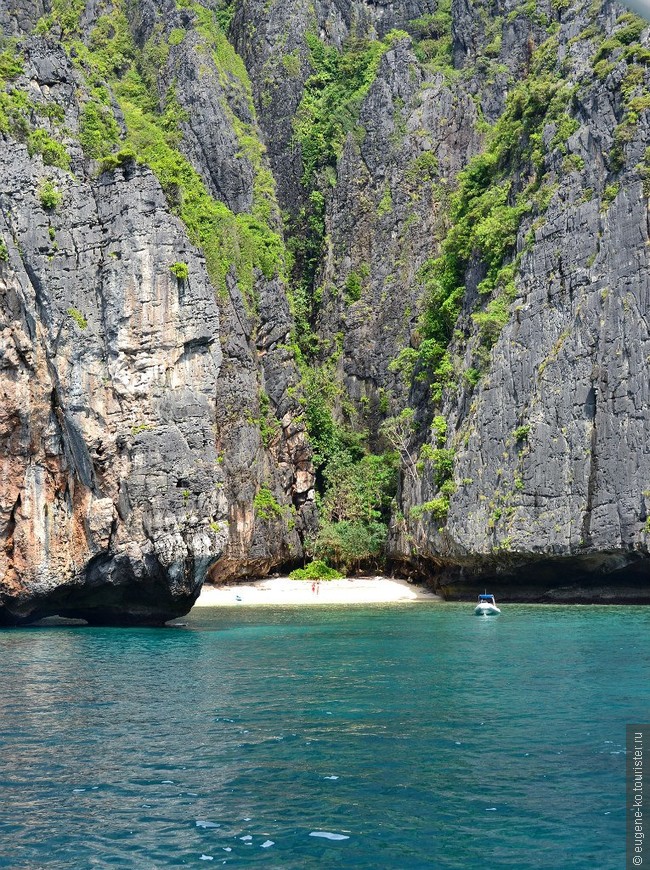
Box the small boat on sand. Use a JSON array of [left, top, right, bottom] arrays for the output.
[[474, 593, 501, 616]]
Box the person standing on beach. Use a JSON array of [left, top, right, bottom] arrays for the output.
[[311, 582, 316, 594]]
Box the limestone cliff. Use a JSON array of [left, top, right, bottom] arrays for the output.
[[0, 1, 314, 623], [1, 0, 649, 619], [386, 0, 650, 598], [232, 0, 650, 595]]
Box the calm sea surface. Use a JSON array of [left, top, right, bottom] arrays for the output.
[[0, 603, 648, 868]]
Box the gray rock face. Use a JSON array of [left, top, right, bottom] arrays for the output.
[[0, 0, 45, 36], [167, 32, 255, 215], [314, 40, 482, 429], [232, 4, 483, 434], [2, 0, 649, 615], [0, 146, 225, 623], [0, 19, 314, 624], [232, 0, 438, 218], [208, 268, 316, 584], [388, 0, 650, 592]]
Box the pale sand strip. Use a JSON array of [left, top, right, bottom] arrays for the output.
[[193, 576, 441, 607]]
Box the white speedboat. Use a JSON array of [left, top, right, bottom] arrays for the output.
[[474, 593, 501, 616]]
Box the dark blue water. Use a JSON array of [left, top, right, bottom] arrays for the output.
[[0, 603, 647, 868]]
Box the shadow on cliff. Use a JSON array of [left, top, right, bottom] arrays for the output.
[[392, 552, 650, 604]]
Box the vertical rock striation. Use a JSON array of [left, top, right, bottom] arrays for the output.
[[0, 3, 315, 623], [0, 147, 225, 623], [1, 0, 649, 614], [387, 0, 650, 596]]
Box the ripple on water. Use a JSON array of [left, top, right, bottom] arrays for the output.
[[0, 604, 646, 869]]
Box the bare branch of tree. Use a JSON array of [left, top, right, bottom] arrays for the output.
[[380, 409, 420, 485]]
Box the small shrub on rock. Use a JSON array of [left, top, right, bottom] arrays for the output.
[[38, 180, 62, 210], [27, 129, 70, 169], [169, 261, 189, 280], [253, 485, 285, 521], [99, 147, 137, 174], [513, 424, 531, 443], [67, 307, 88, 330]]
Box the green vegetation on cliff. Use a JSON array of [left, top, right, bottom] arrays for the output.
[[407, 1, 453, 72], [295, 30, 407, 187], [5, 0, 647, 579], [301, 362, 398, 572], [289, 28, 408, 351], [0, 40, 72, 165], [35, 0, 286, 308], [416, 44, 577, 404]]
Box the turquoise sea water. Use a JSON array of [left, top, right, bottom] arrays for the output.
[[0, 603, 648, 868]]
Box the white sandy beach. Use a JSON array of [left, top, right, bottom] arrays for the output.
[[193, 575, 441, 607]]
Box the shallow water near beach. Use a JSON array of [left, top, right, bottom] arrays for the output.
[[0, 603, 647, 868]]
